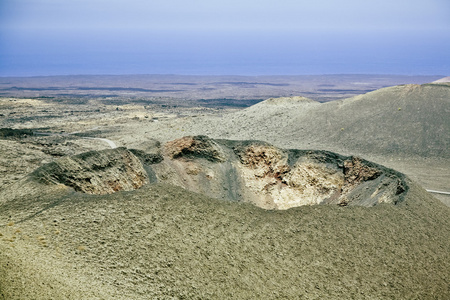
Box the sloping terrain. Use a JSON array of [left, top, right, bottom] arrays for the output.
[[188, 83, 449, 159], [1, 136, 449, 299], [433, 76, 450, 83], [169, 83, 449, 205], [1, 180, 449, 299]]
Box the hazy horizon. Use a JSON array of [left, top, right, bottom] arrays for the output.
[[1, 0, 449, 77]]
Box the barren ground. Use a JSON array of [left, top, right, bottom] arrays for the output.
[[0, 75, 449, 299]]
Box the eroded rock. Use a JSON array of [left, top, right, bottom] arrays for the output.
[[27, 135, 409, 208], [163, 135, 225, 162], [152, 136, 409, 209], [343, 157, 381, 189], [32, 147, 149, 194]]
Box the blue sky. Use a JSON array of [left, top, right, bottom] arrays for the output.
[[1, 0, 449, 76]]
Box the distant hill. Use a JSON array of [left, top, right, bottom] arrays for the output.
[[432, 76, 450, 83], [196, 83, 449, 159]]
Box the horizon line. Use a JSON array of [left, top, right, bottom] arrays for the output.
[[0, 73, 446, 78]]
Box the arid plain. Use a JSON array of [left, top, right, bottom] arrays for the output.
[[0, 75, 449, 299]]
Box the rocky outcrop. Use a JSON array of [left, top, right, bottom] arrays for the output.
[[31, 147, 149, 195], [27, 135, 409, 208], [343, 157, 381, 192], [230, 145, 406, 209], [163, 135, 225, 162], [149, 136, 409, 209]]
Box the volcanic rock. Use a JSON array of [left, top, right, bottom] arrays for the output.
[[31, 147, 149, 194], [21, 135, 409, 209], [163, 135, 225, 162], [150, 136, 409, 209]]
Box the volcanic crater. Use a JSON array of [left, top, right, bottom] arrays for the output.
[[31, 135, 408, 209]]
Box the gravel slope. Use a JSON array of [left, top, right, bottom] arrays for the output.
[[184, 84, 449, 159], [1, 181, 449, 299]]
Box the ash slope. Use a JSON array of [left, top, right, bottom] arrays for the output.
[[194, 83, 449, 159], [0, 181, 449, 299], [433, 76, 450, 83], [1, 141, 449, 299], [1, 83, 449, 299]]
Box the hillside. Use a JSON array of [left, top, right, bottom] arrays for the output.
[[433, 76, 450, 83], [1, 175, 449, 299], [188, 84, 449, 159]]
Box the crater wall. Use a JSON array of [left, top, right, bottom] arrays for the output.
[[29, 136, 409, 209]]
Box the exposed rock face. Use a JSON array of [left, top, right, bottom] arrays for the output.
[[150, 136, 409, 209], [163, 135, 225, 162], [279, 159, 344, 208], [27, 135, 409, 208], [231, 145, 404, 209], [343, 157, 381, 191], [129, 139, 164, 165], [32, 147, 149, 195]]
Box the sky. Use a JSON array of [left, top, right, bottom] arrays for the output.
[[0, 0, 449, 76]]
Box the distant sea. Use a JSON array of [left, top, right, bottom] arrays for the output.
[[2, 55, 447, 77], [0, 31, 448, 76]]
